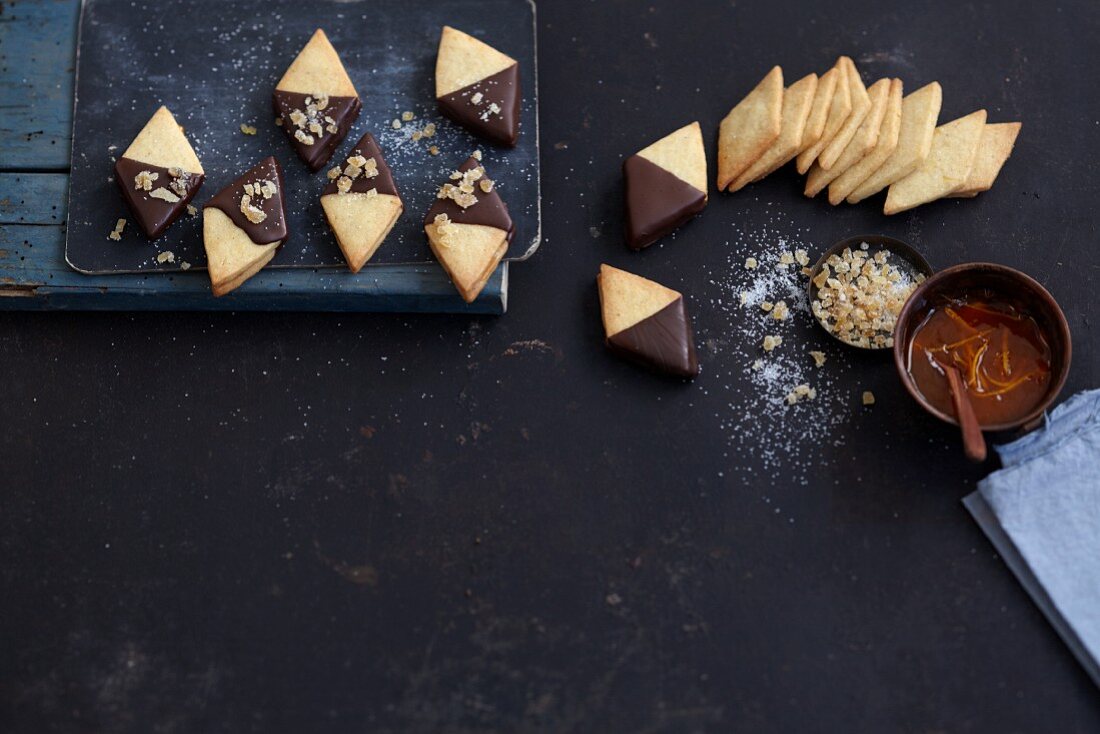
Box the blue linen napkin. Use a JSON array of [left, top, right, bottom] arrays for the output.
[[963, 389, 1100, 688]]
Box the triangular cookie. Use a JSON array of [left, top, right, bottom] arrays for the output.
[[951, 122, 1022, 197], [435, 26, 521, 147], [804, 77, 891, 198], [597, 264, 699, 378], [202, 157, 287, 297], [828, 79, 903, 205], [884, 109, 987, 215], [321, 133, 404, 272], [846, 82, 942, 204], [728, 73, 817, 192], [424, 155, 513, 303], [274, 29, 361, 171], [796, 58, 851, 174], [817, 57, 871, 170], [114, 106, 205, 239], [798, 66, 839, 156], [717, 66, 783, 190], [623, 122, 707, 250]]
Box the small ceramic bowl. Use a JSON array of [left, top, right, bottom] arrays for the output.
[[807, 234, 934, 350], [892, 262, 1072, 432]]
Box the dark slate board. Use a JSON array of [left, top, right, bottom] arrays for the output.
[[66, 0, 540, 274]]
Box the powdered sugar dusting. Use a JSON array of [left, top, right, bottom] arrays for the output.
[[702, 217, 856, 486]]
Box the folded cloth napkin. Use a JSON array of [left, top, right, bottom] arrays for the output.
[[963, 389, 1100, 689]]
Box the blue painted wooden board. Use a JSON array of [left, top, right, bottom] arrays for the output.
[[0, 0, 517, 314], [0, 172, 507, 312], [0, 0, 79, 170]]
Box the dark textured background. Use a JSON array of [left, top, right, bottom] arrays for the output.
[[2, 0, 1099, 731]]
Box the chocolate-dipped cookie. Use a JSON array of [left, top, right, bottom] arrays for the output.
[[435, 26, 520, 147], [273, 29, 361, 171], [114, 106, 204, 239], [321, 133, 404, 272], [202, 157, 287, 297], [424, 154, 514, 303], [623, 122, 708, 250], [597, 264, 699, 379]]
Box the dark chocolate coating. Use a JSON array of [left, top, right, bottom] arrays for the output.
[[437, 64, 520, 147], [320, 132, 401, 199], [203, 157, 288, 245], [424, 156, 514, 241], [622, 153, 706, 250], [272, 90, 361, 172], [606, 296, 699, 378], [113, 157, 204, 240]]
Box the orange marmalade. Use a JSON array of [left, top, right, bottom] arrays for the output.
[[906, 294, 1052, 426]]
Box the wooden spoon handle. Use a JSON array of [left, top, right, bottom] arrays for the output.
[[944, 366, 987, 463]]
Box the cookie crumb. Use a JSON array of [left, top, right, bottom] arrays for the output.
[[149, 187, 180, 203], [433, 213, 456, 246], [785, 383, 817, 405], [134, 170, 158, 191], [437, 165, 488, 209], [167, 168, 192, 197], [108, 218, 126, 241], [240, 123, 257, 135], [239, 192, 268, 224]]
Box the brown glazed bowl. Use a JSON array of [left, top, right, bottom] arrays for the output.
[[892, 262, 1072, 433]]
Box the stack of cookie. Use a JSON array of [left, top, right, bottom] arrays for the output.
[[715, 58, 1021, 213]]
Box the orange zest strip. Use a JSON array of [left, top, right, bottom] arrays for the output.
[[972, 372, 1044, 398], [944, 307, 980, 335]]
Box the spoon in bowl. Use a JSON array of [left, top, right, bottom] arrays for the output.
[[940, 362, 987, 462]]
